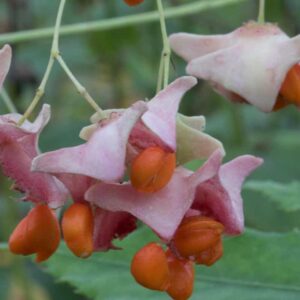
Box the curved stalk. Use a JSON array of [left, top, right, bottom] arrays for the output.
[[17, 0, 66, 125], [156, 0, 171, 89], [257, 0, 265, 24]]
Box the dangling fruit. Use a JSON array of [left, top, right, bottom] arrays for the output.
[[62, 202, 94, 258], [130, 146, 176, 193], [131, 242, 170, 291], [9, 204, 60, 262]]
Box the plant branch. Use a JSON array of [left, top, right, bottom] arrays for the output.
[[156, 0, 170, 89], [257, 0, 265, 24], [55, 54, 103, 115], [17, 0, 102, 125], [0, 0, 248, 45], [17, 0, 66, 125], [156, 53, 164, 93]]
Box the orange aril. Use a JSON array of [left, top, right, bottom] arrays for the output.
[[196, 239, 223, 266], [172, 216, 224, 259], [131, 242, 170, 291], [166, 249, 195, 300], [62, 202, 94, 258], [130, 146, 176, 193], [277, 63, 300, 110], [9, 204, 60, 263]]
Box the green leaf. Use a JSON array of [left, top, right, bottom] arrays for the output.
[[245, 180, 300, 212], [45, 227, 300, 299]]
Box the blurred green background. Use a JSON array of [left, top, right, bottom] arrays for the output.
[[0, 0, 299, 299]]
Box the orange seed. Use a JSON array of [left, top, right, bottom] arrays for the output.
[[130, 146, 176, 193], [62, 202, 94, 258], [172, 216, 224, 259], [196, 239, 223, 266], [131, 242, 170, 291], [9, 204, 60, 263], [166, 249, 195, 300], [277, 63, 300, 110]]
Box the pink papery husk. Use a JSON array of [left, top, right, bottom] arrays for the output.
[[38, 171, 134, 251], [31, 102, 147, 251], [32, 101, 148, 182], [140, 76, 197, 151], [192, 154, 263, 235], [86, 150, 263, 240], [86, 150, 221, 241], [0, 104, 68, 208], [81, 76, 224, 164], [93, 208, 137, 251], [32, 77, 209, 187], [81, 76, 198, 154], [31, 77, 223, 249], [170, 21, 300, 112]]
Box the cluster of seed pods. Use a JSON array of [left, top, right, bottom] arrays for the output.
[[170, 22, 300, 112], [131, 216, 224, 299], [9, 203, 94, 261], [8, 1, 300, 300], [9, 145, 176, 262]]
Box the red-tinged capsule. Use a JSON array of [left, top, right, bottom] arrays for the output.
[[172, 216, 224, 259], [62, 203, 94, 258], [196, 239, 223, 266], [166, 249, 195, 300], [131, 242, 170, 291], [9, 204, 60, 263], [124, 0, 144, 6], [130, 147, 176, 193], [276, 63, 300, 110]]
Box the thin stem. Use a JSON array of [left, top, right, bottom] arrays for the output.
[[156, 0, 171, 89], [56, 55, 103, 115], [0, 0, 248, 45], [156, 53, 164, 93], [52, 0, 66, 51], [0, 88, 17, 113], [17, 57, 54, 126], [257, 0, 265, 24], [17, 0, 66, 126]]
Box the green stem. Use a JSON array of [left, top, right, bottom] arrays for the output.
[[257, 0, 265, 24], [0, 0, 248, 45], [56, 54, 103, 115], [156, 53, 164, 93], [17, 0, 102, 124], [0, 88, 17, 113], [17, 0, 66, 125], [156, 0, 170, 89], [17, 57, 55, 125]]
